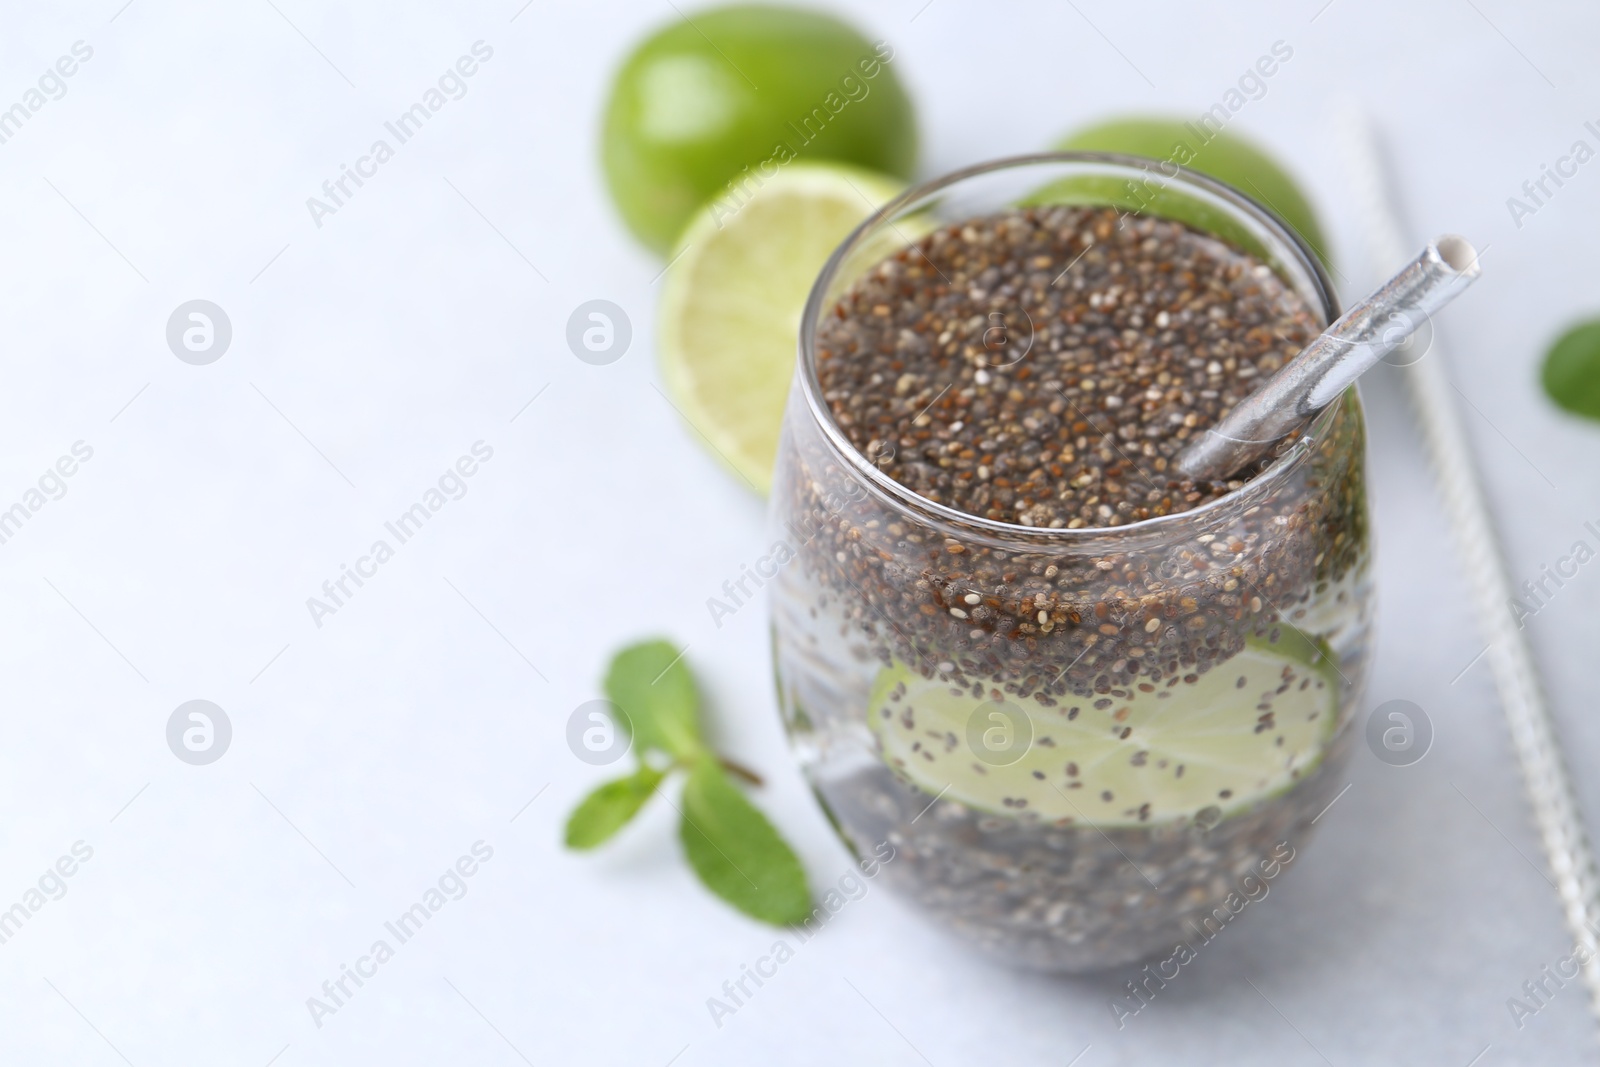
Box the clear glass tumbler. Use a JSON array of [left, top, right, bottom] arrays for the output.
[[768, 153, 1373, 971]]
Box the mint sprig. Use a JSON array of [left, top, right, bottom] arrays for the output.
[[1542, 318, 1600, 422], [564, 639, 813, 926]]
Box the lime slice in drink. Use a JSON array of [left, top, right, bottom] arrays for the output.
[[867, 628, 1339, 828], [658, 163, 904, 494]]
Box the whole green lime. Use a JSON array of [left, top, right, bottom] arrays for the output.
[[1055, 117, 1330, 271], [602, 5, 917, 254]]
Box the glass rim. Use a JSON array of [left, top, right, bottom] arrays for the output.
[[794, 149, 1346, 545]]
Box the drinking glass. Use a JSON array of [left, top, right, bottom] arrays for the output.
[[768, 153, 1372, 971]]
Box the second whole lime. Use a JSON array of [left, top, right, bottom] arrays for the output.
[[1056, 117, 1330, 271], [602, 5, 917, 254]]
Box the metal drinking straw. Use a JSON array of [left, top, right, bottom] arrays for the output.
[[1174, 235, 1481, 481], [1340, 109, 1600, 1039]]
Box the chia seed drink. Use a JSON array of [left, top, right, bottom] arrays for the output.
[[769, 156, 1372, 972]]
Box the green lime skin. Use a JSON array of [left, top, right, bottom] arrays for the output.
[[602, 5, 918, 254], [1542, 319, 1600, 422], [1055, 117, 1330, 271]]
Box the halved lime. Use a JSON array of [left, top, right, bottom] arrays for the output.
[[657, 163, 904, 493], [867, 629, 1339, 828]]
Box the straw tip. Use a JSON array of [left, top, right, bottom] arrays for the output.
[[1434, 234, 1480, 275]]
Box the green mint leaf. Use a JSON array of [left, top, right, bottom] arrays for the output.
[[604, 639, 704, 758], [1542, 319, 1600, 421], [678, 762, 812, 926], [564, 764, 665, 850]]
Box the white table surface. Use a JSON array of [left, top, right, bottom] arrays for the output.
[[0, 0, 1596, 1063]]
